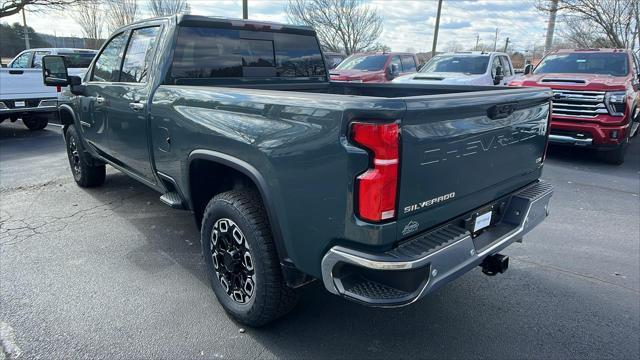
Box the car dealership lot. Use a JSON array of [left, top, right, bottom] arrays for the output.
[[1, 122, 638, 359]]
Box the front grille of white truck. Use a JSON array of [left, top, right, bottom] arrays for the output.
[[552, 90, 607, 118]]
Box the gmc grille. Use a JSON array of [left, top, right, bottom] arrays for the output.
[[552, 90, 608, 118]]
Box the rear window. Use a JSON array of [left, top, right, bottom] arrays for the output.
[[534, 52, 629, 76], [169, 26, 326, 82], [60, 52, 96, 68]]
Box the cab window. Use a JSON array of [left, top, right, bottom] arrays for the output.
[[91, 32, 128, 82], [10, 52, 31, 68], [390, 56, 401, 71], [491, 56, 502, 77], [120, 26, 160, 83], [32, 51, 51, 69], [401, 55, 417, 72], [499, 56, 513, 76]]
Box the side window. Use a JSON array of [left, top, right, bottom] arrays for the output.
[[390, 56, 401, 71], [91, 32, 128, 82], [491, 56, 502, 76], [499, 56, 513, 76], [32, 51, 51, 69], [120, 26, 160, 83], [10, 52, 31, 68], [401, 55, 417, 72]]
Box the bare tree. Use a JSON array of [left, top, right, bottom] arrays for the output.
[[147, 0, 189, 16], [1, 0, 79, 18], [537, 0, 639, 50], [106, 0, 138, 32], [286, 0, 383, 55], [73, 0, 104, 49]]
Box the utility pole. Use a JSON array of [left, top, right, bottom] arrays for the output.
[[21, 9, 30, 49], [493, 28, 498, 51], [544, 0, 558, 53], [475, 33, 480, 51], [431, 0, 443, 56], [503, 37, 510, 52], [242, 0, 248, 19]]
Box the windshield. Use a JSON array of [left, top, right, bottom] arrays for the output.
[[335, 55, 387, 71], [60, 53, 96, 68], [420, 55, 490, 74], [534, 52, 629, 76]]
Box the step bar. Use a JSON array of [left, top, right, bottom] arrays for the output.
[[321, 180, 553, 307]]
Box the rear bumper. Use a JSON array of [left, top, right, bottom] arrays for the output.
[[549, 118, 629, 149], [0, 99, 57, 117], [321, 180, 553, 307]]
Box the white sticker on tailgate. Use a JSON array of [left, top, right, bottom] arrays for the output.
[[474, 211, 492, 232], [15, 101, 25, 107]]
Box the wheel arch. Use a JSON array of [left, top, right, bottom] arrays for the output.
[[186, 149, 289, 263]]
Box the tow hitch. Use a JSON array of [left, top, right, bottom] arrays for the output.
[[481, 254, 509, 276]]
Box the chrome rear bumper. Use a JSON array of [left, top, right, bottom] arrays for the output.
[[321, 181, 553, 307]]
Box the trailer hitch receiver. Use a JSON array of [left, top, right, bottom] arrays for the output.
[[481, 254, 509, 276]]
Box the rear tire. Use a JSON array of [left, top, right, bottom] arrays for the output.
[[201, 190, 298, 327], [65, 125, 106, 187], [22, 116, 48, 131]]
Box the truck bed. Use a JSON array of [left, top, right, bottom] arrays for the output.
[[151, 82, 551, 275]]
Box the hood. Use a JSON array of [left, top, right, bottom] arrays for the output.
[[329, 69, 384, 80], [512, 73, 629, 91], [392, 71, 488, 85]]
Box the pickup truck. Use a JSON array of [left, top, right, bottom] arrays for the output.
[[0, 48, 96, 130], [41, 15, 554, 327], [330, 52, 419, 82], [393, 51, 516, 86], [510, 49, 640, 164]]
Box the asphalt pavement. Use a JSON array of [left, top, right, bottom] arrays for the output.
[[1, 120, 638, 359]]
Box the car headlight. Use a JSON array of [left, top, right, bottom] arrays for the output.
[[605, 91, 627, 116]]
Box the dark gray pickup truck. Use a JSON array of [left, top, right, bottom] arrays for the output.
[[42, 15, 554, 326]]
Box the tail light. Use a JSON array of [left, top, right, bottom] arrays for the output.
[[351, 122, 399, 222]]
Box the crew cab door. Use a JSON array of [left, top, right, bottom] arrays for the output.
[[106, 25, 161, 182], [81, 31, 129, 158]]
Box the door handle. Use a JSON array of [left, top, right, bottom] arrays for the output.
[[129, 102, 145, 111], [95, 96, 105, 105]]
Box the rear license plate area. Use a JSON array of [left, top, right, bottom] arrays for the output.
[[15, 101, 25, 107]]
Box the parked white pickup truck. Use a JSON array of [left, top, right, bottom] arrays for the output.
[[393, 51, 516, 86], [0, 48, 96, 130]]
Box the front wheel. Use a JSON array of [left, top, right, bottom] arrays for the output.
[[22, 116, 48, 131], [65, 125, 106, 187], [201, 190, 298, 327]]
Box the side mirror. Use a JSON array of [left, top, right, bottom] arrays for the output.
[[524, 64, 533, 75], [386, 63, 400, 80], [42, 55, 69, 87]]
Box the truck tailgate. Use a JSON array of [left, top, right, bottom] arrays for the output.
[[0, 69, 56, 100], [396, 88, 552, 239]]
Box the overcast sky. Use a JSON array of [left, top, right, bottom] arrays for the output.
[[2, 0, 550, 53]]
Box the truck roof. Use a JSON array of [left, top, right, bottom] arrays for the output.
[[118, 14, 316, 35], [440, 51, 508, 57], [550, 48, 630, 54]]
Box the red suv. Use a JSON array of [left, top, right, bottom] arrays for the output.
[[329, 52, 419, 83], [510, 49, 640, 164]]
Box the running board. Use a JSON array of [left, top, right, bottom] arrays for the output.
[[160, 192, 186, 209]]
